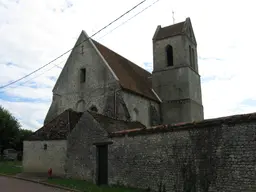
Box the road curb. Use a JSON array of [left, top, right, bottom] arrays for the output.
[[0, 173, 81, 192]]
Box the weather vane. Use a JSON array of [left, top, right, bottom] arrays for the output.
[[172, 11, 175, 24]]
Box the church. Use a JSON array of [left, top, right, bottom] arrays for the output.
[[22, 18, 255, 192], [22, 18, 256, 192], [24, 16, 206, 186], [43, 17, 204, 128]]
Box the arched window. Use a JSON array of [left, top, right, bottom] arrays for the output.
[[76, 100, 85, 112], [166, 45, 174, 67], [89, 105, 98, 113], [132, 108, 139, 121]]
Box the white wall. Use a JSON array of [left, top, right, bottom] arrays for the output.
[[23, 140, 67, 176]]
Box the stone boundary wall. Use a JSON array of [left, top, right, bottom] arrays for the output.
[[108, 113, 256, 192]]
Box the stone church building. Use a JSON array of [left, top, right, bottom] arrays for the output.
[[23, 18, 255, 192], [44, 17, 204, 127]]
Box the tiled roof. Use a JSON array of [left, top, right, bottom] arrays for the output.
[[153, 21, 185, 41], [109, 112, 256, 137], [28, 110, 146, 141], [89, 111, 146, 133], [92, 40, 160, 102], [27, 109, 83, 141]]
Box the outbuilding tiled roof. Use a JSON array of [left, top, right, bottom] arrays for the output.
[[92, 40, 160, 102], [89, 111, 146, 133], [27, 109, 146, 141], [27, 109, 83, 141]]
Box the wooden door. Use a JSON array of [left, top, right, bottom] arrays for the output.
[[96, 145, 108, 185]]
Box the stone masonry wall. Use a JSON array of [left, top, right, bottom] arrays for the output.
[[108, 115, 256, 192], [23, 140, 67, 176], [122, 90, 160, 127], [65, 112, 110, 182], [44, 31, 120, 124]]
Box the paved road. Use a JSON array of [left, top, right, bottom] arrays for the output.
[[0, 176, 72, 192]]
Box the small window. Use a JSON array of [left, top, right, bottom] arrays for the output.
[[81, 45, 84, 55], [189, 46, 192, 66], [90, 105, 98, 112], [191, 48, 195, 69], [44, 144, 47, 150], [132, 108, 139, 121], [166, 45, 174, 66], [188, 27, 192, 38], [80, 68, 86, 83], [189, 46, 196, 70]]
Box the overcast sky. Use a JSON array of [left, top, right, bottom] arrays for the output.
[[0, 0, 255, 131]]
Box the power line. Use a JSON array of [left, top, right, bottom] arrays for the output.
[[0, 0, 148, 89], [2, 46, 95, 91], [2, 0, 162, 90], [98, 0, 161, 40], [6, 59, 66, 89]]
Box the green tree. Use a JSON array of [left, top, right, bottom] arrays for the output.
[[0, 106, 21, 154], [15, 129, 33, 151]]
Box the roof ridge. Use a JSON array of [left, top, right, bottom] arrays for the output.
[[154, 20, 186, 41], [28, 109, 83, 141], [161, 21, 185, 29], [33, 108, 76, 134]]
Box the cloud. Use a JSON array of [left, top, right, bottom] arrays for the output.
[[143, 62, 153, 73], [0, 99, 49, 131], [0, 0, 256, 130], [2, 86, 52, 101]]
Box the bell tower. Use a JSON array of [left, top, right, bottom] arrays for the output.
[[152, 17, 204, 124]]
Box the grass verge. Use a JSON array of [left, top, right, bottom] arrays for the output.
[[47, 178, 143, 192], [0, 161, 143, 192], [0, 161, 22, 175]]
